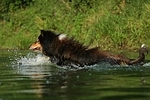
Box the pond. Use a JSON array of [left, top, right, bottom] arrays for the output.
[[0, 50, 150, 100]]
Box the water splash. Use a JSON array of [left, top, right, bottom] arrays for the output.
[[9, 50, 150, 71], [143, 62, 150, 67], [12, 52, 51, 66], [9, 51, 55, 77]]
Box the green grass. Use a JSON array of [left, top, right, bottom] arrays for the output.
[[0, 0, 150, 51]]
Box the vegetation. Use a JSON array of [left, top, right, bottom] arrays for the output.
[[0, 0, 150, 51]]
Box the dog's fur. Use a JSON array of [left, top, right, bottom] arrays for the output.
[[29, 30, 148, 66]]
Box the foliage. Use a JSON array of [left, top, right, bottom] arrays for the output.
[[0, 0, 34, 20], [0, 0, 150, 51]]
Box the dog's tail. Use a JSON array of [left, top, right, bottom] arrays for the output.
[[130, 44, 148, 65]]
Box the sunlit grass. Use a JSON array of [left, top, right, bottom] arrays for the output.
[[0, 0, 150, 51]]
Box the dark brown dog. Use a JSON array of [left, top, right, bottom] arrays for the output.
[[29, 30, 148, 66]]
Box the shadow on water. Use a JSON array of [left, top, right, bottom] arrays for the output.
[[0, 50, 150, 100]]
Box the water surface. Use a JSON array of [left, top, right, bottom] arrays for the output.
[[0, 50, 150, 100]]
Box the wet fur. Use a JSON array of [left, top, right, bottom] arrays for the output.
[[30, 30, 148, 67]]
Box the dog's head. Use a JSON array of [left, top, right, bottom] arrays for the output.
[[29, 40, 43, 52], [29, 30, 67, 53], [39, 30, 67, 43]]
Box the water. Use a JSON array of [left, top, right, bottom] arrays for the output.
[[0, 50, 150, 100]]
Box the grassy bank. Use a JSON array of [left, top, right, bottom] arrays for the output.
[[0, 0, 150, 51]]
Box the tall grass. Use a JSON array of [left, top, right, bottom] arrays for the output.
[[0, 0, 150, 51]]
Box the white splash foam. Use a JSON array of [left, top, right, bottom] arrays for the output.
[[11, 51, 150, 71], [142, 62, 150, 67], [16, 53, 51, 66]]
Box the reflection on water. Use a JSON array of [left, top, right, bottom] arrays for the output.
[[0, 50, 150, 100]]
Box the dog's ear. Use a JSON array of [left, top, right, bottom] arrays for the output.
[[40, 30, 45, 38], [58, 34, 67, 41], [38, 30, 45, 41], [40, 30, 45, 33]]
